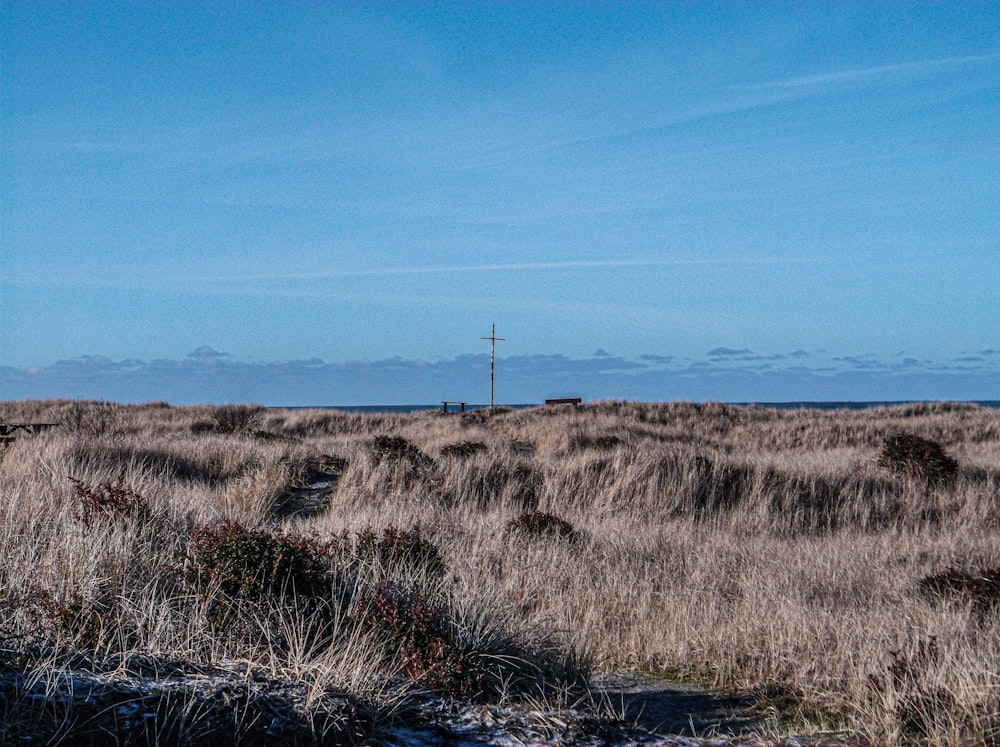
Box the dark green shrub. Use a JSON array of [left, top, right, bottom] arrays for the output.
[[878, 433, 958, 482], [355, 527, 446, 578], [507, 511, 576, 540], [356, 583, 482, 699], [184, 522, 330, 603], [70, 477, 151, 528], [440, 441, 488, 458], [372, 435, 433, 468]]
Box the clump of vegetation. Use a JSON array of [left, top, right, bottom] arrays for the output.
[[878, 433, 958, 482], [918, 566, 1000, 610], [372, 435, 433, 469], [507, 511, 577, 540], [355, 527, 446, 578], [70, 477, 151, 528], [250, 428, 298, 442], [461, 408, 512, 425], [189, 420, 216, 435], [30, 588, 106, 649], [867, 636, 952, 742], [355, 583, 482, 699], [591, 435, 623, 449], [63, 399, 123, 437], [571, 434, 623, 451], [291, 454, 348, 483], [210, 403, 265, 434], [463, 461, 540, 510], [183, 522, 331, 603], [6, 398, 1000, 744], [440, 440, 489, 458], [509, 440, 535, 456]]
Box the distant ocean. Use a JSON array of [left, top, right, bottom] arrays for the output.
[[289, 401, 1000, 413]]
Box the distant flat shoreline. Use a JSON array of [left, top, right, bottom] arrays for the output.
[[282, 400, 1000, 413]]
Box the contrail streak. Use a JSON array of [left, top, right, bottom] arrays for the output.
[[751, 52, 1000, 90], [206, 256, 816, 282]]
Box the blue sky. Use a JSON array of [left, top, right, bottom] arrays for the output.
[[2, 2, 998, 404]]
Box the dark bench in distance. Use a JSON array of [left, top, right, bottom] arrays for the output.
[[0, 422, 60, 445]]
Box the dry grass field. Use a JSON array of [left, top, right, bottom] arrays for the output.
[[1, 398, 999, 745]]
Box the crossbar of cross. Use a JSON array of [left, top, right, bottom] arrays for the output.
[[479, 323, 506, 410]]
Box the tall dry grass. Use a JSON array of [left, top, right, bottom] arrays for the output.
[[2, 398, 999, 744]]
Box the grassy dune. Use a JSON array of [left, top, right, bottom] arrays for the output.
[[1, 399, 999, 744]]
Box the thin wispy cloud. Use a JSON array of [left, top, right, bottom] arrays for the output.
[[6, 4, 996, 382], [751, 53, 1000, 91], [206, 257, 819, 283]]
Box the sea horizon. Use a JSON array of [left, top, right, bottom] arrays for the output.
[[280, 400, 1000, 414]]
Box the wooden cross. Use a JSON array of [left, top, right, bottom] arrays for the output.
[[480, 323, 506, 410]]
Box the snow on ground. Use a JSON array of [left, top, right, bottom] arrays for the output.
[[1, 659, 863, 746]]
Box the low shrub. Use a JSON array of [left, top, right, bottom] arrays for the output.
[[464, 462, 540, 510], [211, 404, 265, 434], [62, 400, 123, 437], [460, 408, 511, 424], [355, 527, 446, 578], [878, 433, 958, 482], [440, 441, 489, 458], [70, 477, 151, 528], [372, 435, 433, 469], [507, 511, 576, 540], [30, 587, 106, 649], [356, 583, 482, 699], [868, 636, 952, 741], [590, 435, 623, 449], [184, 522, 331, 603], [570, 434, 623, 451], [918, 567, 1000, 610], [250, 429, 298, 442]]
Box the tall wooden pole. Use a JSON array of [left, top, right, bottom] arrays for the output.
[[480, 323, 506, 409]]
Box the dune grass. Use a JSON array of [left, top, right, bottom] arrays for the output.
[[1, 398, 999, 744]]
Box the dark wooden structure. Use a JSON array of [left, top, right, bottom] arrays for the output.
[[0, 422, 60, 446], [441, 401, 467, 413], [545, 398, 582, 406], [480, 323, 506, 410]]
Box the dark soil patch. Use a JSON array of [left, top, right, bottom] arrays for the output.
[[591, 673, 770, 738]]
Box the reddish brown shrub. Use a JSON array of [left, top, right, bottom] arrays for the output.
[[506, 511, 576, 540], [356, 583, 481, 698], [70, 477, 151, 528]]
